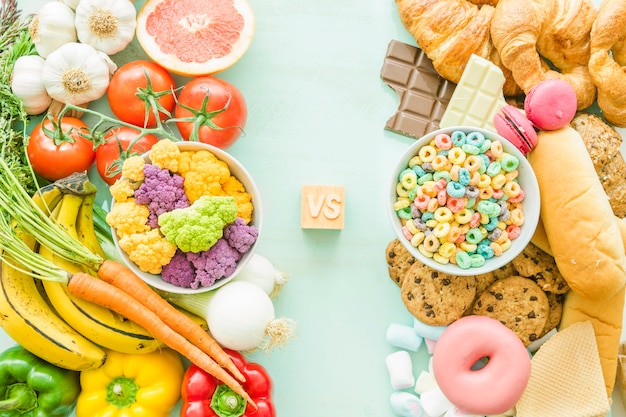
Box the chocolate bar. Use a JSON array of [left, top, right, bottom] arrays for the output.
[[381, 40, 456, 139], [439, 54, 508, 133]]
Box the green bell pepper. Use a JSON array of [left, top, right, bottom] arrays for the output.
[[0, 345, 80, 417]]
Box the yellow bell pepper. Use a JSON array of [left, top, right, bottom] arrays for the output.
[[76, 348, 184, 417]]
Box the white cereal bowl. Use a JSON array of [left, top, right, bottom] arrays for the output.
[[388, 126, 540, 276], [111, 141, 263, 294]]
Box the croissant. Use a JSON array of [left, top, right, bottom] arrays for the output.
[[490, 0, 598, 110], [588, 0, 626, 127], [395, 0, 523, 97]]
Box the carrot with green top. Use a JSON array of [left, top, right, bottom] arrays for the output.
[[96, 259, 245, 382]]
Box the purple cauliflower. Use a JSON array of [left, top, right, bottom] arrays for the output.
[[134, 164, 190, 228], [161, 239, 244, 289], [161, 249, 196, 288], [187, 239, 242, 288], [223, 218, 259, 253]]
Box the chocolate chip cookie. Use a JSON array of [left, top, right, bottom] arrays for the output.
[[386, 239, 417, 286], [472, 275, 549, 346], [512, 243, 569, 294], [401, 262, 477, 326]]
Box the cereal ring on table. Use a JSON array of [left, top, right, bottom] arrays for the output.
[[491, 0, 598, 110], [432, 315, 531, 415], [400, 262, 477, 326], [472, 276, 550, 346], [588, 0, 626, 126]]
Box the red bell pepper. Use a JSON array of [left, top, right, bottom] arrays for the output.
[[181, 349, 275, 417]]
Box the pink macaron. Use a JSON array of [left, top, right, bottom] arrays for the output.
[[524, 79, 577, 130], [493, 105, 538, 155]]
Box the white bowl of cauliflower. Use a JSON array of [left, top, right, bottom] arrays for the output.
[[107, 139, 263, 294]]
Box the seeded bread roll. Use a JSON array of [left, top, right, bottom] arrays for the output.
[[527, 127, 626, 300]]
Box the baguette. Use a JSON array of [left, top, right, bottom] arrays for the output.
[[526, 127, 626, 300], [532, 217, 626, 257]]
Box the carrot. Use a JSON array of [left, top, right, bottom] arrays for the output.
[[96, 259, 245, 382], [67, 271, 256, 408]]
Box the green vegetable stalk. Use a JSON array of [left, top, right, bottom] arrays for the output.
[[0, 345, 80, 417], [0, 0, 38, 195]]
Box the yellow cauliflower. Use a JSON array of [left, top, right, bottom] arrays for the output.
[[149, 139, 180, 173], [222, 176, 254, 224], [121, 155, 145, 182], [109, 178, 137, 203], [118, 228, 177, 274], [106, 199, 151, 237], [180, 150, 231, 203]]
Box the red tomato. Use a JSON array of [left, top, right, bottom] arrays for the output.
[[96, 126, 159, 185], [175, 76, 247, 149], [108, 60, 176, 128], [27, 117, 95, 181]]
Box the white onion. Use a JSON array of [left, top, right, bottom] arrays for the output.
[[207, 281, 296, 352]]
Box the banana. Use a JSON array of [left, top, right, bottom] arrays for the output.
[[0, 188, 106, 371], [76, 192, 106, 260], [40, 191, 163, 354]]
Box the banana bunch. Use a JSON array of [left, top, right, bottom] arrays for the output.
[[0, 185, 106, 371], [34, 175, 165, 355]]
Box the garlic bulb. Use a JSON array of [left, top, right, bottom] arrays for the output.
[[10, 55, 52, 115], [75, 0, 137, 55], [29, 1, 78, 58], [41, 42, 113, 105]]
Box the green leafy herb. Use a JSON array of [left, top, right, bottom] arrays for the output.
[[0, 0, 38, 195]]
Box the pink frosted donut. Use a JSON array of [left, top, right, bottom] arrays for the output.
[[432, 315, 531, 415]]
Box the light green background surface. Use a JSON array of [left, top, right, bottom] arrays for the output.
[[9, 0, 626, 416]]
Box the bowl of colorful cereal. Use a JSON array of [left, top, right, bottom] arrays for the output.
[[388, 126, 540, 276], [108, 139, 263, 294]]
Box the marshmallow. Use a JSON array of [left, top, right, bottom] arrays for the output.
[[424, 338, 437, 354], [390, 391, 424, 417], [386, 323, 424, 352], [385, 350, 415, 390], [413, 317, 447, 341], [420, 386, 455, 417], [414, 370, 438, 395]]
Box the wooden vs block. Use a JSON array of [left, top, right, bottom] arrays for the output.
[[301, 185, 345, 229]]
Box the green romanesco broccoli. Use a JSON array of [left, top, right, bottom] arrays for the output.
[[157, 195, 238, 253]]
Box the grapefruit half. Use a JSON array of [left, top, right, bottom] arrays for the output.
[[135, 0, 254, 77]]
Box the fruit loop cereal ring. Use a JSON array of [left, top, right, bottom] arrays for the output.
[[446, 181, 466, 198], [432, 316, 531, 415], [451, 131, 466, 146], [463, 155, 482, 172], [400, 169, 418, 189], [418, 145, 437, 162], [423, 234, 440, 252], [448, 148, 466, 165], [394, 130, 527, 269], [434, 133, 453, 150]]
